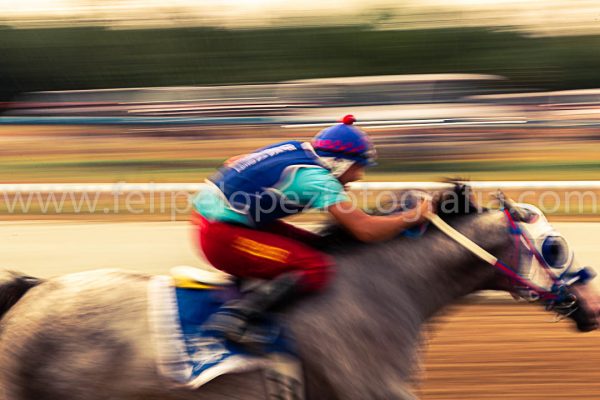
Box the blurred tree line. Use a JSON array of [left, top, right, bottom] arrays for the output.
[[1, 25, 599, 102]]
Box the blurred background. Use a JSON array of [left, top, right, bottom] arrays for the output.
[[1, 1, 600, 398]]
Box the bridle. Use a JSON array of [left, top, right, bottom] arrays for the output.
[[427, 207, 594, 318]]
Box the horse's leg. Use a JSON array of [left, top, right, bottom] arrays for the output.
[[301, 356, 417, 400], [308, 376, 417, 400], [297, 333, 420, 399], [309, 378, 417, 400]]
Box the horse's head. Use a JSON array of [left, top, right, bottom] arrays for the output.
[[411, 183, 598, 332], [321, 182, 598, 332], [483, 192, 599, 332]]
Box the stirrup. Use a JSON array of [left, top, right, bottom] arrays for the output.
[[230, 319, 282, 355], [203, 310, 280, 354], [202, 309, 249, 341]]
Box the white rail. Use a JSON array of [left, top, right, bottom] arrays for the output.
[[1, 181, 600, 193]]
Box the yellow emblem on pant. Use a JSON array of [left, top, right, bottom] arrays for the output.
[[233, 236, 290, 264]]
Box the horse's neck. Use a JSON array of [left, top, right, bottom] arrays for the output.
[[291, 212, 507, 352], [335, 223, 500, 322], [290, 212, 509, 398], [371, 212, 507, 320]]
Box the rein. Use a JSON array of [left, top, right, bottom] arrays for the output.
[[427, 211, 570, 304]]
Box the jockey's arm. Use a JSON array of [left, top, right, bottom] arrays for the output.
[[328, 199, 432, 243]]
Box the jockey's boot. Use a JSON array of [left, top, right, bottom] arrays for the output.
[[202, 272, 302, 347]]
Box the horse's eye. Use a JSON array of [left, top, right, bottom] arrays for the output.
[[541, 236, 569, 268]]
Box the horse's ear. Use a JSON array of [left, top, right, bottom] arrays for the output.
[[452, 182, 481, 214], [495, 190, 508, 209], [437, 181, 482, 216], [495, 191, 529, 221]]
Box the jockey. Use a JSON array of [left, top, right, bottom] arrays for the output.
[[191, 115, 433, 345]]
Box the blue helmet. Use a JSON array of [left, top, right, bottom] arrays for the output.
[[311, 115, 377, 167]]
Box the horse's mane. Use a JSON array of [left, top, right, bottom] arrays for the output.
[[316, 181, 486, 252]]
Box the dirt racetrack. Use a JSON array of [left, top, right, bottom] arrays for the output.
[[418, 303, 600, 399]]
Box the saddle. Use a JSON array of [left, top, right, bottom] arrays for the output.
[[148, 266, 303, 398], [170, 265, 234, 289]]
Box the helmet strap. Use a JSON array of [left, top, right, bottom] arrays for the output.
[[319, 157, 355, 178]]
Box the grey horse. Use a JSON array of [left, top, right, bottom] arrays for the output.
[[0, 186, 598, 400]]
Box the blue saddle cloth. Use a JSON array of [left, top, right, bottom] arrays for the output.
[[149, 276, 295, 388]]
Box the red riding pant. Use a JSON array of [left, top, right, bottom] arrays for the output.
[[192, 211, 333, 292]]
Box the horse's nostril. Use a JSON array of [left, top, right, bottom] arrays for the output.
[[578, 321, 598, 332]]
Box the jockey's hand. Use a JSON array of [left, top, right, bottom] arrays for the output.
[[330, 199, 433, 243], [408, 197, 434, 225]]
